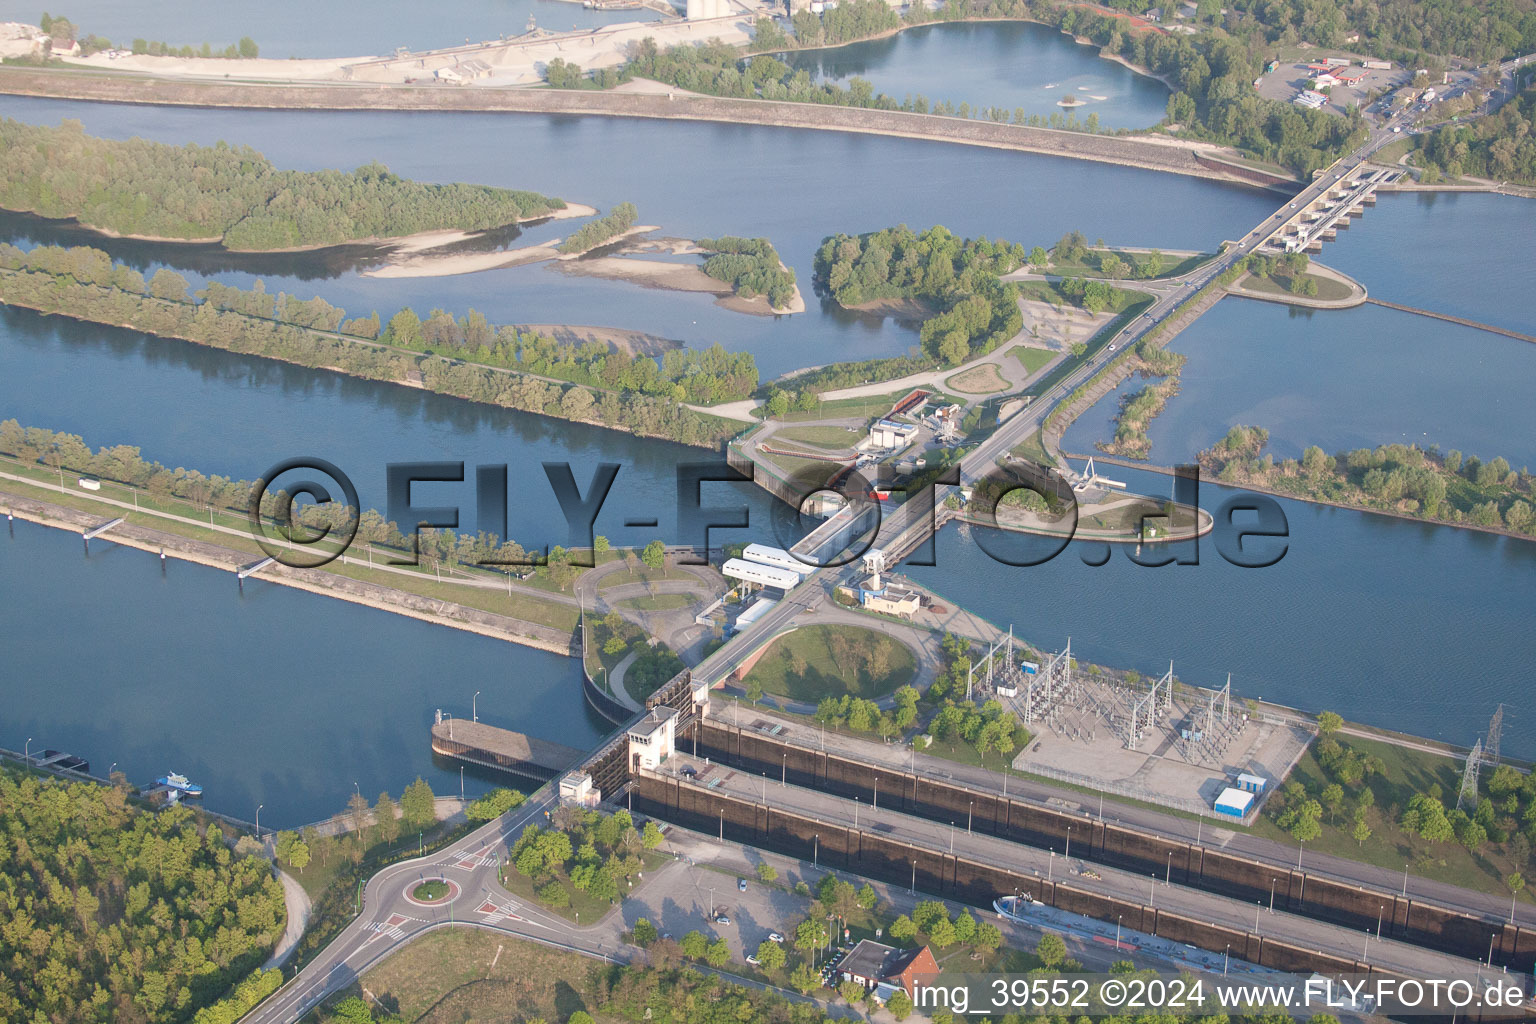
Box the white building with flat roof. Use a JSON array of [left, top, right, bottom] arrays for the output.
[[722, 558, 801, 591], [743, 543, 813, 577], [628, 707, 678, 772]]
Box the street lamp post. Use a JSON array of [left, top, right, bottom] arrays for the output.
[[256, 804, 263, 839], [1224, 944, 1230, 976], [949, 823, 955, 855], [1048, 850, 1055, 882], [24, 737, 30, 764], [1116, 915, 1122, 948], [910, 860, 916, 894], [814, 834, 819, 869], [781, 753, 786, 788], [1297, 841, 1305, 871], [968, 801, 973, 834], [1065, 826, 1072, 860], [854, 797, 860, 831], [1166, 851, 1173, 886], [1402, 864, 1409, 896], [473, 690, 481, 722], [1269, 877, 1276, 913]]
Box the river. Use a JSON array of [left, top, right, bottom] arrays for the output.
[[788, 20, 1171, 130], [1061, 192, 1536, 468], [0, 96, 1531, 819], [43, 0, 665, 60], [0, 95, 1276, 380]]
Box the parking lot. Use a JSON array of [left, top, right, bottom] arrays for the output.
[[1254, 59, 1408, 116]]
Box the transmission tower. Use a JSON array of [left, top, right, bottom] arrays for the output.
[[1486, 704, 1505, 767], [1457, 738, 1483, 811]]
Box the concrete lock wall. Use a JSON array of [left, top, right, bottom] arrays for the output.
[[687, 721, 1535, 971], [630, 772, 1405, 982]]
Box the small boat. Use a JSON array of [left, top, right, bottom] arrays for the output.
[[156, 772, 203, 797], [993, 894, 1038, 920]]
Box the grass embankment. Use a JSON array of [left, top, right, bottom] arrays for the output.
[[595, 562, 696, 589], [775, 424, 865, 450], [1199, 428, 1536, 537], [307, 930, 603, 1023], [0, 459, 582, 633], [1236, 269, 1353, 302], [743, 624, 916, 702], [1009, 345, 1056, 375], [1046, 248, 1214, 280], [618, 593, 693, 611], [1255, 732, 1536, 903]]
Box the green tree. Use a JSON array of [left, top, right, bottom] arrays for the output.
[[1036, 933, 1068, 968], [641, 820, 664, 849], [632, 918, 658, 946], [756, 938, 787, 970], [756, 861, 778, 883], [795, 916, 829, 955], [1317, 710, 1343, 734], [641, 540, 666, 570], [237, 36, 258, 58], [928, 917, 958, 948], [889, 914, 917, 942], [705, 938, 731, 967], [789, 963, 820, 994], [974, 921, 1003, 955], [400, 776, 436, 831], [680, 930, 707, 959], [1321, 784, 1345, 822], [567, 1013, 595, 1024], [887, 990, 914, 1020], [374, 792, 400, 844], [1352, 819, 1372, 846]]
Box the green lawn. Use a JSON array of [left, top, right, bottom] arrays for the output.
[[309, 929, 601, 1023], [0, 467, 581, 633], [1237, 270, 1353, 302], [1252, 732, 1535, 902], [1010, 430, 1054, 467], [1046, 249, 1215, 281], [776, 424, 865, 450], [596, 563, 695, 589], [498, 849, 670, 925], [742, 624, 916, 702], [411, 879, 449, 901], [1009, 345, 1056, 376], [618, 593, 693, 611]]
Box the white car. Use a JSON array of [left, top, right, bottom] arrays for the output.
[[746, 954, 761, 966], [769, 932, 785, 943]]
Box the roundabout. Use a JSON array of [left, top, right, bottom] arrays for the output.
[[403, 877, 461, 908]]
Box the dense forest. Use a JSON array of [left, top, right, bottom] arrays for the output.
[[813, 225, 1026, 365], [695, 235, 797, 309], [0, 118, 566, 250], [0, 768, 285, 1024], [1200, 426, 1536, 535], [380, 306, 758, 404], [1414, 86, 1536, 182], [0, 244, 741, 446], [558, 202, 639, 254]]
